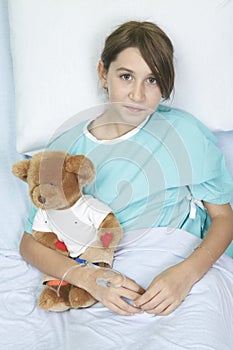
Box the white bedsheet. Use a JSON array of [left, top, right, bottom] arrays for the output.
[[1, 1, 233, 348], [1, 228, 233, 350]]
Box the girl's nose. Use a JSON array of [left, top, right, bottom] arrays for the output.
[[128, 82, 145, 102]]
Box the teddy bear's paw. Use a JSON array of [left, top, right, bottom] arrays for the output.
[[69, 286, 97, 308], [38, 285, 71, 312]]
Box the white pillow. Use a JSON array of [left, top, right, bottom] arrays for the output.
[[8, 0, 233, 154]]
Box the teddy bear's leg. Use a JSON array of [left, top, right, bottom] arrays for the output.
[[69, 285, 97, 308], [32, 231, 58, 249], [38, 285, 71, 312], [32, 231, 69, 255]]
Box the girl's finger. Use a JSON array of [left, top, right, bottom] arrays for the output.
[[144, 299, 171, 314], [156, 301, 180, 316], [103, 296, 143, 316], [134, 287, 160, 307], [139, 293, 167, 311], [104, 301, 135, 316], [119, 286, 145, 301], [122, 277, 145, 294]]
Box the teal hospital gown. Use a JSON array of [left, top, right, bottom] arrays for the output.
[[25, 105, 233, 257]]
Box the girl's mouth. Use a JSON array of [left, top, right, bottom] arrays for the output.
[[123, 104, 146, 113]]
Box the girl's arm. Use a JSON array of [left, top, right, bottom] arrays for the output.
[[20, 232, 144, 315], [181, 202, 233, 279], [134, 203, 233, 315]]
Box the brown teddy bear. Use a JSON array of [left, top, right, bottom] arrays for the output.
[[12, 150, 122, 312]]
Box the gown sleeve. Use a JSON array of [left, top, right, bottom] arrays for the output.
[[168, 108, 233, 204]]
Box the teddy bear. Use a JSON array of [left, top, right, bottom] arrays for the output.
[[12, 150, 122, 312]]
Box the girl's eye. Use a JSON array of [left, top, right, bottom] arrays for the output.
[[147, 77, 157, 84], [121, 74, 132, 81]]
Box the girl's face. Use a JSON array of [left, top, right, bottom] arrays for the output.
[[98, 47, 162, 124]]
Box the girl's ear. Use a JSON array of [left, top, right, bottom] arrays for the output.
[[98, 60, 108, 89]]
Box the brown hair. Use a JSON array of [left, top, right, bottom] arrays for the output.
[[101, 21, 174, 99]]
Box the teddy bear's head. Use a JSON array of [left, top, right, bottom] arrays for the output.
[[12, 151, 95, 210]]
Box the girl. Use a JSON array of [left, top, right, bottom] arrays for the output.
[[20, 21, 233, 316]]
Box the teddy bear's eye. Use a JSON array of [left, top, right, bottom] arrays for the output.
[[49, 182, 54, 186]]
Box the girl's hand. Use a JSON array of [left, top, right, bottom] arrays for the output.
[[78, 264, 145, 316], [134, 262, 194, 315]]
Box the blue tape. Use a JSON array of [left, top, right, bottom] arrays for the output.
[[74, 257, 99, 266]]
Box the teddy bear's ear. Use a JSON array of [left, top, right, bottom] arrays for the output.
[[12, 159, 30, 182], [65, 155, 96, 186]]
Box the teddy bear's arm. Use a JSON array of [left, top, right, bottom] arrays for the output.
[[79, 213, 122, 267], [98, 213, 123, 249]]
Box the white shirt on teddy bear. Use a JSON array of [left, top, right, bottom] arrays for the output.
[[32, 195, 112, 257]]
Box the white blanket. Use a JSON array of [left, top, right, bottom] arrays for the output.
[[1, 228, 233, 350]]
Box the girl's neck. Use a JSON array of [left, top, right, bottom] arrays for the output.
[[87, 112, 137, 140]]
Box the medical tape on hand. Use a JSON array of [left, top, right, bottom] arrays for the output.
[[96, 268, 126, 288], [56, 262, 126, 296]]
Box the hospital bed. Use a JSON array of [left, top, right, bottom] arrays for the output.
[[1, 1, 233, 349]]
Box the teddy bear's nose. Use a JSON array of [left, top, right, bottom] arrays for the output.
[[38, 195, 46, 204]]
